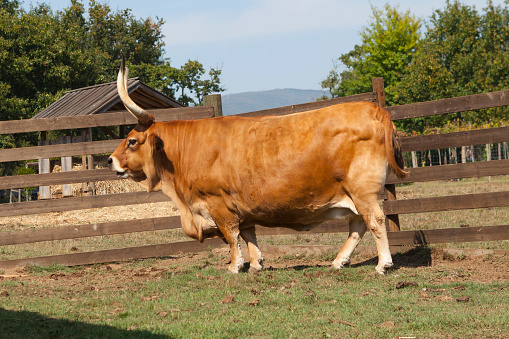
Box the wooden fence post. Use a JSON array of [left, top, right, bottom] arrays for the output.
[[61, 136, 73, 197], [203, 94, 223, 117], [86, 128, 95, 195], [372, 77, 400, 232], [38, 137, 51, 200]]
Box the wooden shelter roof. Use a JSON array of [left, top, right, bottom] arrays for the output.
[[33, 78, 183, 119]]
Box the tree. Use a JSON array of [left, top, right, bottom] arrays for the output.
[[395, 0, 509, 133], [0, 0, 223, 176], [0, 0, 224, 125], [321, 4, 421, 106]]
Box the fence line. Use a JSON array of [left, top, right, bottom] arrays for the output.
[[0, 81, 508, 268]]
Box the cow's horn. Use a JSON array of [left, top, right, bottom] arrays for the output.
[[117, 53, 153, 125]]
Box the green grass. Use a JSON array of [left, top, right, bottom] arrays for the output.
[[1, 248, 508, 338]]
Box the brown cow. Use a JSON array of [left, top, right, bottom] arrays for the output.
[[109, 56, 408, 274]]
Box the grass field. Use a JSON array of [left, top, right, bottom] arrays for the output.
[[0, 246, 507, 338]]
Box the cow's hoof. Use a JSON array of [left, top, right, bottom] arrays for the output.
[[332, 257, 350, 270], [375, 262, 393, 275], [227, 257, 244, 274], [248, 263, 264, 274]]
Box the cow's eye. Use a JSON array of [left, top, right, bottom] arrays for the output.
[[128, 139, 137, 147]]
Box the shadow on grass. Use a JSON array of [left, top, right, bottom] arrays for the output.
[[351, 246, 432, 269], [0, 308, 171, 339], [266, 247, 433, 272]]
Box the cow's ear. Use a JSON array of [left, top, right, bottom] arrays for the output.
[[149, 134, 164, 152]]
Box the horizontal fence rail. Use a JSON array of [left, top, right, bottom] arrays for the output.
[[0, 106, 214, 134], [399, 126, 509, 152], [0, 191, 168, 217], [0, 168, 116, 190], [386, 159, 509, 184], [0, 140, 120, 163], [387, 89, 509, 121], [383, 191, 509, 215], [237, 92, 377, 118]]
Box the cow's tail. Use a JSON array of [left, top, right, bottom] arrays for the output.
[[380, 107, 409, 180]]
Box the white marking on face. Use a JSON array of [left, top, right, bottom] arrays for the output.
[[108, 156, 129, 178]]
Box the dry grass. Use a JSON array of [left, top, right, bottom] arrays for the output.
[[397, 176, 509, 230]]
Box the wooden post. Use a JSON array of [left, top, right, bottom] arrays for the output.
[[411, 151, 418, 168], [87, 128, 95, 194], [61, 136, 72, 197], [203, 94, 223, 117], [38, 135, 51, 200], [81, 130, 89, 193], [486, 143, 492, 183], [372, 77, 400, 232]]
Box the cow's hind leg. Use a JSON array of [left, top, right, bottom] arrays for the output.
[[240, 226, 264, 273], [332, 215, 366, 269], [355, 197, 393, 274]]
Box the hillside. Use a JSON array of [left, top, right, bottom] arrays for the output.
[[221, 88, 329, 116]]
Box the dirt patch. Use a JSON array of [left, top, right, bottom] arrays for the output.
[[0, 246, 507, 289]]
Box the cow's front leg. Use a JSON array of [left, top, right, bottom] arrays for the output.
[[240, 226, 264, 273], [227, 230, 244, 274], [332, 215, 366, 269]]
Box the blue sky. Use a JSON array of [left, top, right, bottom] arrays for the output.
[[22, 0, 506, 94]]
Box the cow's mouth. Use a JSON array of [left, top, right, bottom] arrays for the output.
[[116, 171, 129, 179]]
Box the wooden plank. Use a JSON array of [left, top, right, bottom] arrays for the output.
[[399, 126, 509, 152], [237, 92, 377, 117], [0, 216, 181, 246], [0, 139, 120, 163], [387, 89, 509, 121], [0, 191, 169, 217], [0, 217, 348, 246], [386, 159, 509, 184], [383, 191, 509, 215], [0, 106, 214, 134], [0, 169, 117, 190], [0, 238, 225, 269], [388, 224, 509, 246]]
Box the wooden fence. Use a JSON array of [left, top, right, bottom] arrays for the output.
[[0, 79, 508, 269]]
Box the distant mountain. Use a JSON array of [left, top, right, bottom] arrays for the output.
[[221, 88, 330, 116]]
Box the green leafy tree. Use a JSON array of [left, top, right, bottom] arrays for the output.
[[321, 4, 421, 106], [395, 0, 509, 133], [0, 0, 223, 175], [0, 0, 224, 125]]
